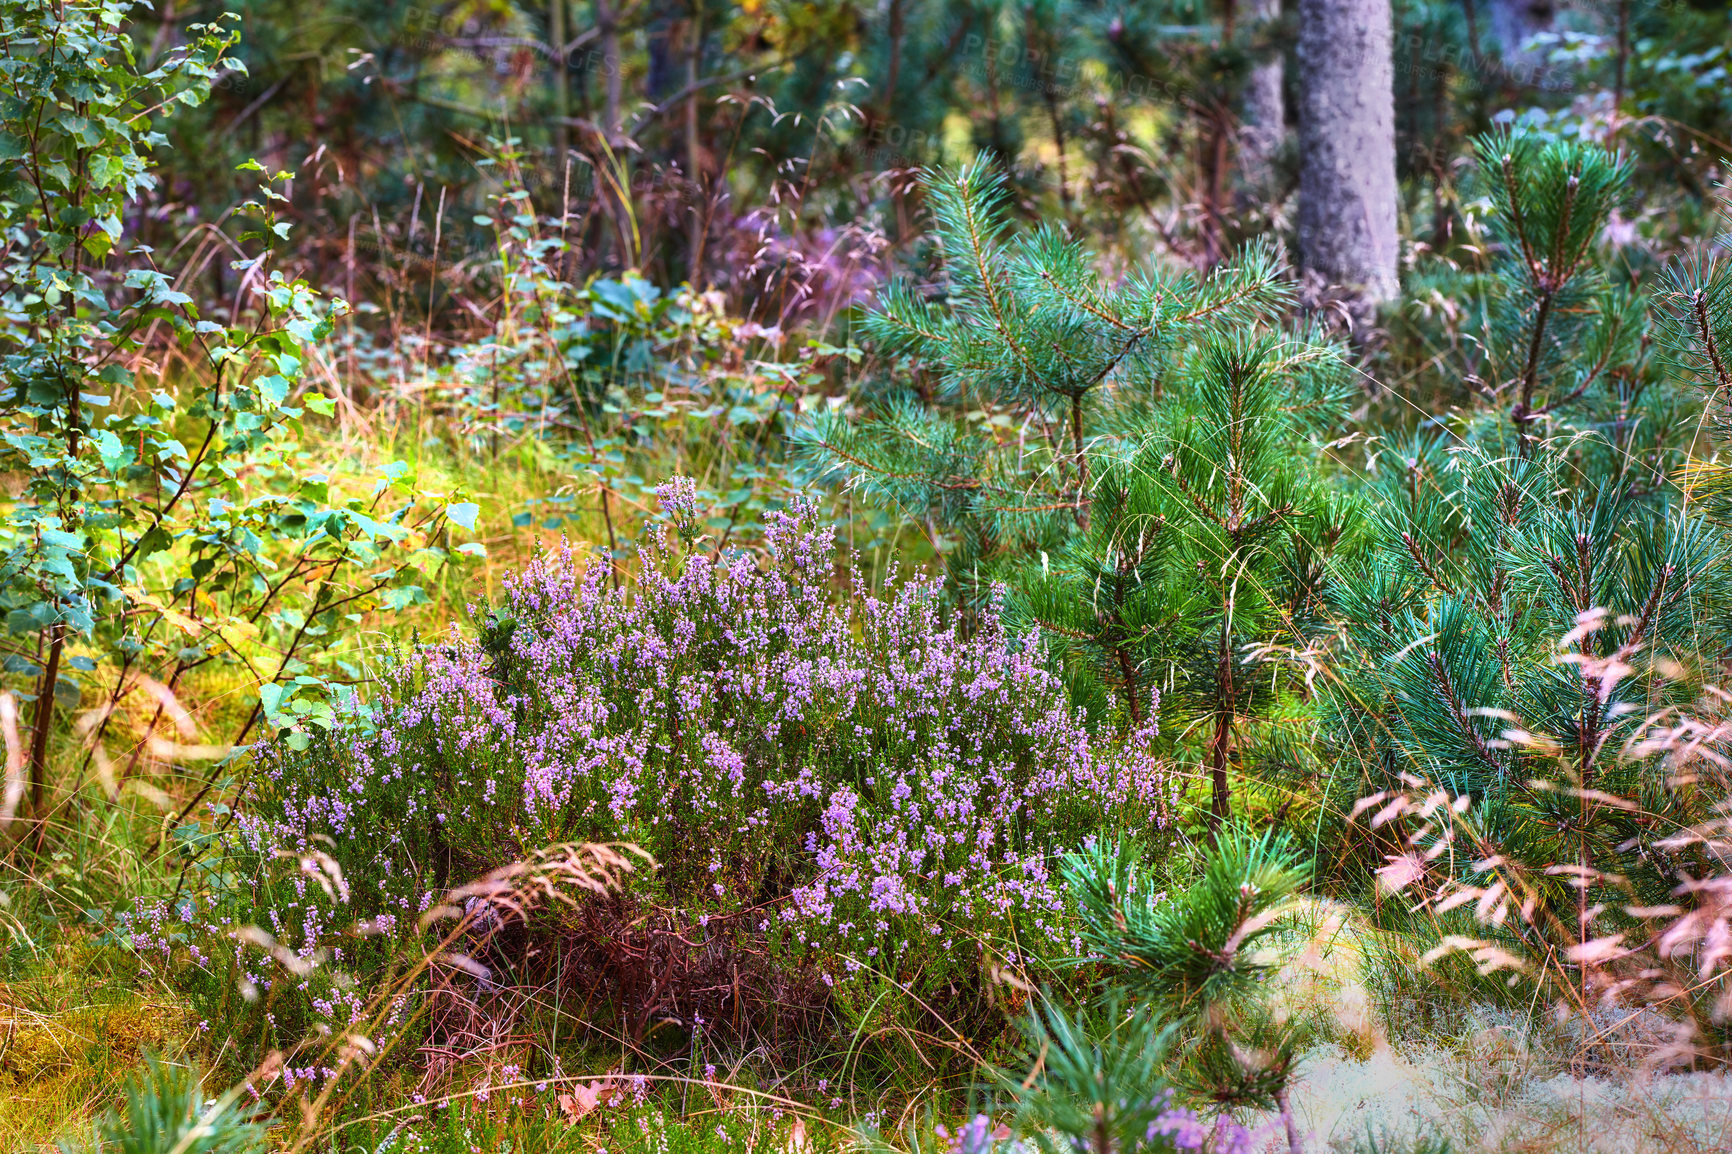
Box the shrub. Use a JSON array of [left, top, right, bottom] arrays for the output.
[[1060, 829, 1313, 1153], [132, 482, 1174, 1061], [0, 3, 476, 823]]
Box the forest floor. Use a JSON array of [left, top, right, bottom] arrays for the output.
[[10, 918, 1732, 1152]]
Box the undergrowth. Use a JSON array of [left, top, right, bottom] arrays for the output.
[[7, 5, 1732, 1154]]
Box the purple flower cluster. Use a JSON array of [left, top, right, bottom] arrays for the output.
[[133, 491, 1173, 1025], [935, 1115, 1003, 1154], [1145, 1106, 1210, 1151], [934, 1101, 1217, 1154]]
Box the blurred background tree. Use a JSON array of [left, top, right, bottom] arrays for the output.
[[107, 0, 1726, 346]]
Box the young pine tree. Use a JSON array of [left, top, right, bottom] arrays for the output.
[[998, 993, 1193, 1154], [1012, 332, 1352, 822], [797, 156, 1290, 610], [1142, 331, 1353, 831], [1323, 141, 1731, 968], [1320, 434, 1732, 959], [805, 161, 1354, 826], [62, 1055, 265, 1154], [1060, 828, 1314, 1154], [1330, 191, 1732, 1056], [1319, 132, 1721, 849], [1464, 131, 1645, 455]]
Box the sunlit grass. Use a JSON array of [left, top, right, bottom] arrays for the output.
[[0, 937, 201, 1152]]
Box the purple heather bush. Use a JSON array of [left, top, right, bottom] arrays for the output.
[[129, 481, 1173, 1043]]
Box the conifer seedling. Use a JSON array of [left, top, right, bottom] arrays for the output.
[[806, 158, 1355, 829], [1060, 828, 1313, 1153], [1465, 130, 1641, 453]]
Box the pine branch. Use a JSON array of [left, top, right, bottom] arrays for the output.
[[947, 166, 1042, 383], [1695, 288, 1732, 394], [1037, 266, 1146, 334], [1548, 169, 1583, 288], [1531, 292, 1631, 419], [1515, 289, 1556, 427], [804, 433, 992, 495], [1161, 453, 1227, 528], [1401, 532, 1455, 594], [1498, 149, 1543, 285], [1425, 648, 1504, 777], [1622, 562, 1673, 654]]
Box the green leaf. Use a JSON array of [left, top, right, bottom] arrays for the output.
[[381, 586, 427, 611], [134, 526, 174, 562], [255, 374, 291, 408], [445, 502, 480, 531], [95, 429, 128, 469], [52, 676, 82, 708], [40, 528, 84, 551]]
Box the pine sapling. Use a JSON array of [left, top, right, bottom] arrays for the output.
[[1060, 828, 1313, 1153], [1143, 332, 1351, 831], [1467, 131, 1640, 453], [798, 155, 1290, 605]]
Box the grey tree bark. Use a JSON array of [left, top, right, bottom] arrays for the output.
[[1239, 0, 1285, 191], [1297, 0, 1399, 315], [1486, 0, 1556, 75], [597, 0, 623, 142]]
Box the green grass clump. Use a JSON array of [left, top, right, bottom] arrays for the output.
[[0, 938, 202, 1151]]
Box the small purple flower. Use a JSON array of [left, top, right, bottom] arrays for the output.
[[1146, 1105, 1209, 1151]]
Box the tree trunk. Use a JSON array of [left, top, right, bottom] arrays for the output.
[[1612, 0, 1630, 117], [1239, 0, 1284, 192], [27, 626, 63, 816], [597, 0, 622, 142], [686, 0, 706, 282], [646, 10, 676, 102], [592, 0, 624, 266], [551, 0, 570, 162], [1209, 617, 1233, 837], [1485, 0, 1555, 79], [1296, 0, 1399, 319], [881, 0, 903, 125], [1274, 1085, 1304, 1154], [1199, 0, 1239, 266]]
